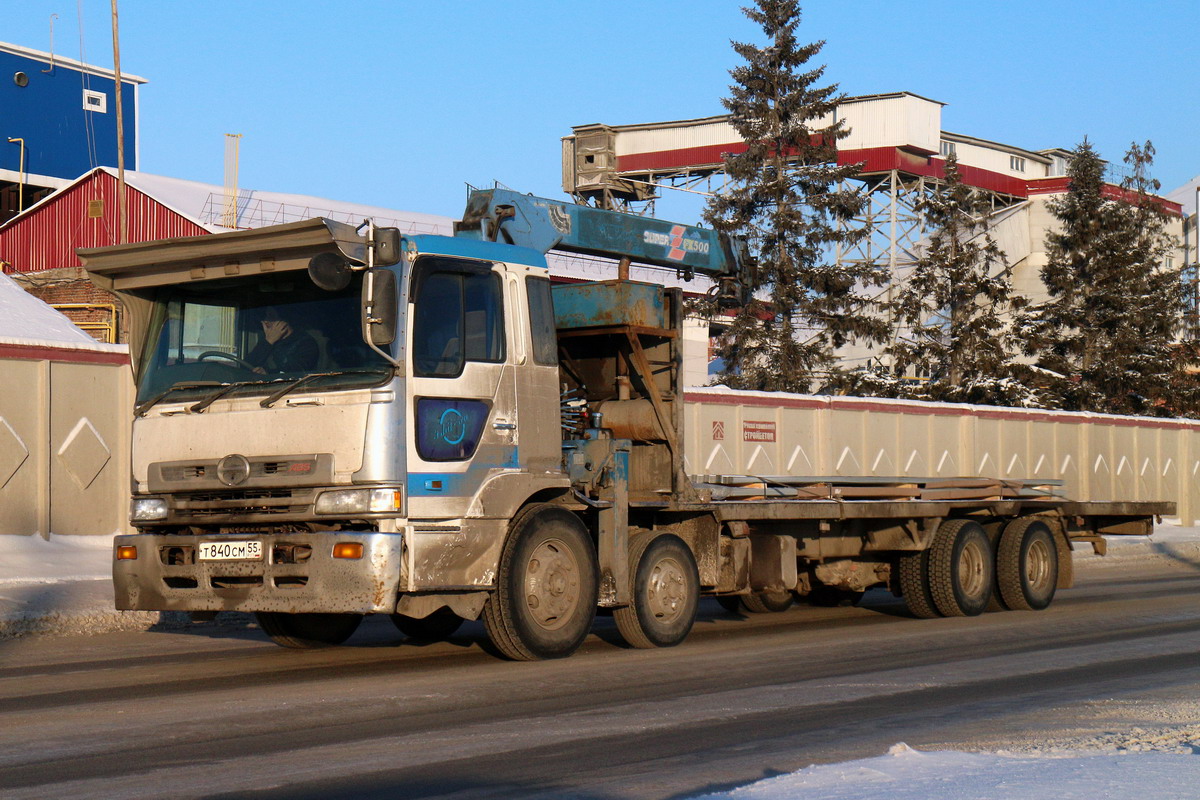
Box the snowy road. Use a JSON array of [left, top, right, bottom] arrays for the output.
[[1, 556, 1198, 799]]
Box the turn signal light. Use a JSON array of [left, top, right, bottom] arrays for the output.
[[116, 545, 138, 561], [332, 542, 364, 560]]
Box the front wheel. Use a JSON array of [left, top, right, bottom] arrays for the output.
[[255, 612, 362, 648], [482, 504, 598, 661], [614, 534, 700, 649]]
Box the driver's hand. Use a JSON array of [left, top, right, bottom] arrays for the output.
[[252, 366, 266, 374], [262, 320, 289, 344]]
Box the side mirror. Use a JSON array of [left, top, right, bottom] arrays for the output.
[[308, 251, 353, 291], [373, 227, 402, 266], [363, 268, 398, 346]]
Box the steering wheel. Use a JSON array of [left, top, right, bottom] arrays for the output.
[[196, 351, 258, 370]]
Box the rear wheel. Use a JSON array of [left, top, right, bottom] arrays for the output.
[[614, 534, 699, 648], [482, 504, 598, 661], [740, 590, 794, 613], [996, 519, 1058, 611], [255, 612, 362, 649], [897, 550, 939, 619], [391, 607, 463, 642], [928, 519, 995, 617]]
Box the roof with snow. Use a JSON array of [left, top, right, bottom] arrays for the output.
[[0, 272, 125, 353]]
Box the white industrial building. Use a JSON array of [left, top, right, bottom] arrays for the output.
[[563, 92, 1191, 379]]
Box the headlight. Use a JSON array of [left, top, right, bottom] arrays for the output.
[[315, 488, 402, 515], [131, 497, 169, 521]]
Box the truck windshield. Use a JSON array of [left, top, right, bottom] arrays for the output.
[[136, 273, 392, 406]]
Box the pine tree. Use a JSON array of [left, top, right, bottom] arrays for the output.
[[1019, 140, 1188, 415], [701, 0, 886, 393], [887, 154, 1032, 406]]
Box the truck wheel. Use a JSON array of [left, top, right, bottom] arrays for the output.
[[482, 504, 598, 661], [391, 608, 463, 642], [255, 612, 362, 648], [614, 534, 699, 648], [897, 550, 940, 619], [996, 519, 1058, 611], [928, 519, 995, 617], [741, 591, 794, 613]]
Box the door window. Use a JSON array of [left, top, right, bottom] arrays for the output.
[[412, 259, 505, 377]]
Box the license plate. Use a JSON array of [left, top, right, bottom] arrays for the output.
[[199, 540, 263, 561]]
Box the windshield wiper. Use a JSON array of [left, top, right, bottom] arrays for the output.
[[259, 369, 389, 408], [135, 382, 221, 417], [188, 379, 281, 413]]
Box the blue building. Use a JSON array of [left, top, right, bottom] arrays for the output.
[[1, 41, 145, 222]]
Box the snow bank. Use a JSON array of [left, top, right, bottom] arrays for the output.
[[693, 742, 1200, 800]]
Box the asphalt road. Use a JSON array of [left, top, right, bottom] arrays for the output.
[[2, 554, 1199, 800]]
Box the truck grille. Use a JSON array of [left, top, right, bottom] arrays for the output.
[[174, 488, 315, 517]]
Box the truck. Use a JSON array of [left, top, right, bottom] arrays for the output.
[[78, 190, 1174, 660]]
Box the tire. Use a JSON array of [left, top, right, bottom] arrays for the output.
[[255, 612, 362, 649], [482, 504, 598, 661], [928, 519, 995, 617], [614, 534, 700, 649], [391, 607, 463, 641], [897, 550, 940, 619], [996, 519, 1058, 611], [740, 590, 794, 613]]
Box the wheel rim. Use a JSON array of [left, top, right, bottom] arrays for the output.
[[958, 538, 987, 598], [1026, 537, 1052, 589], [645, 556, 688, 623], [524, 537, 582, 631]]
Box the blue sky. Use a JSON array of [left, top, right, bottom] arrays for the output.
[[7, 1, 1198, 221]]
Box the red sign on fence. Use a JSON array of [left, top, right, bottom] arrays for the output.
[[743, 421, 776, 442]]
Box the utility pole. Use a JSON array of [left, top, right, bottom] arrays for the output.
[[110, 0, 127, 244]]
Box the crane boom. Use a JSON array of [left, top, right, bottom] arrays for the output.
[[454, 188, 750, 302]]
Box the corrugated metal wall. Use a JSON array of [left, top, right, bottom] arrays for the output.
[[0, 170, 208, 273]]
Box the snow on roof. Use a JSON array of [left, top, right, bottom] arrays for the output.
[[108, 168, 456, 236], [0, 272, 125, 353]]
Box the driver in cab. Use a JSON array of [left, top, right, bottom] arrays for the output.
[[247, 306, 318, 374]]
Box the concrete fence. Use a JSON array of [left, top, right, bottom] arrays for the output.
[[0, 344, 132, 538], [685, 390, 1200, 525]]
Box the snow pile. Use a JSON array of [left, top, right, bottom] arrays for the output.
[[693, 742, 1200, 800], [0, 533, 162, 638]]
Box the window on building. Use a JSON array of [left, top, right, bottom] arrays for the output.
[[1010, 155, 1026, 172], [1165, 256, 1175, 271], [940, 141, 956, 157], [82, 89, 107, 113]]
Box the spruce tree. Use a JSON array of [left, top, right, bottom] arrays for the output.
[[702, 0, 886, 393], [1020, 140, 1188, 414], [887, 154, 1032, 405]]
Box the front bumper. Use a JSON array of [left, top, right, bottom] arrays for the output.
[[113, 531, 404, 614]]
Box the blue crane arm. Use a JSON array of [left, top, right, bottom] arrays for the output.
[[454, 188, 750, 298]]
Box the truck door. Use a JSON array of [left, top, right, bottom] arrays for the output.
[[407, 256, 513, 518]]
